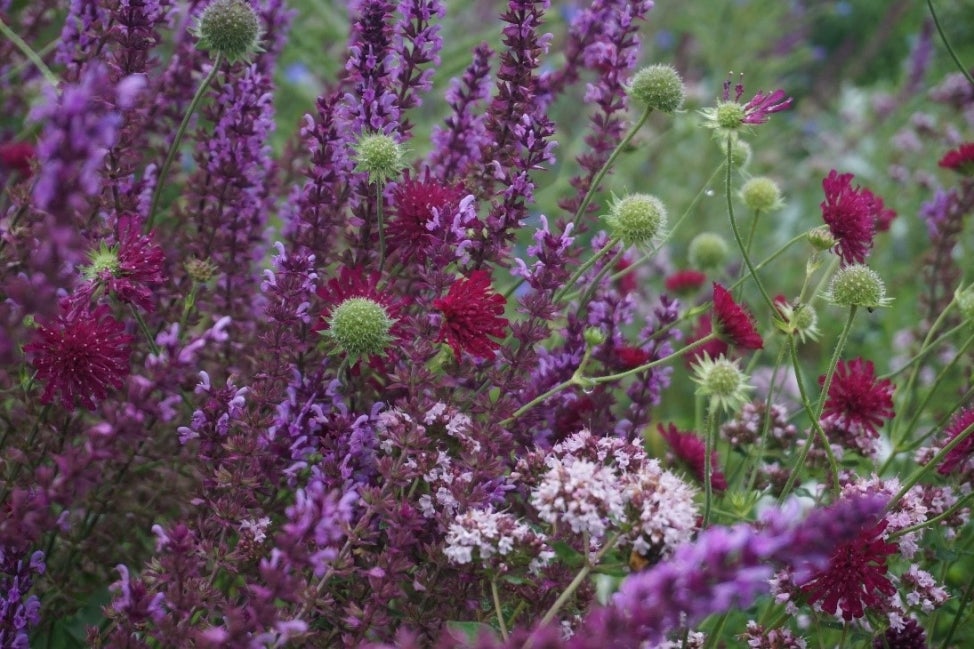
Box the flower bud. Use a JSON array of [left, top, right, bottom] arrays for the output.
[[186, 258, 217, 283], [807, 225, 837, 252], [714, 101, 746, 130], [627, 64, 686, 113], [954, 284, 974, 322], [828, 264, 891, 309], [353, 133, 405, 184], [327, 297, 396, 358], [195, 0, 262, 63], [605, 193, 667, 247], [739, 176, 783, 213], [688, 232, 729, 271], [583, 327, 607, 347]]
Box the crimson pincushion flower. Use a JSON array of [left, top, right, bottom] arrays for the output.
[[820, 170, 880, 265], [684, 314, 728, 368], [0, 140, 34, 178], [24, 300, 134, 410], [81, 213, 166, 312], [801, 519, 898, 621], [316, 267, 406, 361], [819, 358, 895, 437], [433, 270, 509, 360], [658, 423, 727, 492], [388, 169, 465, 260], [711, 282, 763, 350], [664, 269, 706, 296], [938, 142, 974, 175], [937, 406, 974, 475]]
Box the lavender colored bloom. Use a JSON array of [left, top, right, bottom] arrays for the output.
[[54, 0, 110, 78], [0, 548, 45, 646], [575, 496, 888, 646], [31, 63, 143, 215], [390, 0, 445, 135], [275, 475, 359, 577]]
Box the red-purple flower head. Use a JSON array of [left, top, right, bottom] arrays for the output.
[[24, 300, 134, 410], [664, 269, 707, 296], [820, 170, 890, 265], [388, 169, 466, 260], [711, 283, 763, 350], [701, 74, 793, 131], [316, 267, 406, 362], [937, 407, 974, 475], [801, 519, 898, 620], [433, 270, 509, 360], [658, 423, 727, 492], [81, 213, 166, 312], [938, 142, 974, 176], [819, 357, 895, 438]]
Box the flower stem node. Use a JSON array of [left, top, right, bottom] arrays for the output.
[[326, 297, 396, 360], [627, 64, 686, 113], [828, 264, 892, 309], [739, 176, 783, 213], [353, 133, 406, 184], [690, 353, 752, 413], [605, 193, 667, 247], [195, 0, 263, 63], [688, 232, 729, 271]]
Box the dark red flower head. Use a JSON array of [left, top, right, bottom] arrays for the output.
[[665, 269, 707, 295], [937, 407, 974, 475], [433, 270, 509, 360], [938, 142, 974, 176], [658, 423, 727, 492], [315, 266, 406, 335], [80, 213, 166, 312], [24, 300, 134, 410], [820, 170, 882, 265], [0, 140, 34, 178], [389, 169, 465, 260], [614, 345, 651, 370], [614, 257, 639, 296], [711, 283, 763, 350], [819, 358, 895, 437], [801, 519, 898, 620]]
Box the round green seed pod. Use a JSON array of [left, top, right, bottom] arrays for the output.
[[739, 176, 783, 213], [688, 232, 730, 270], [828, 264, 890, 309], [605, 193, 668, 247], [627, 64, 686, 113], [327, 297, 395, 358], [196, 0, 262, 63]]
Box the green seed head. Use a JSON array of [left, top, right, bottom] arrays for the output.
[[605, 193, 667, 247], [691, 353, 752, 413], [956, 285, 974, 323], [828, 264, 891, 309], [196, 0, 262, 63], [715, 101, 746, 130], [627, 64, 686, 113], [186, 257, 218, 283], [327, 297, 395, 359], [739, 176, 783, 213], [583, 327, 607, 347], [83, 244, 120, 281], [353, 133, 405, 184], [688, 232, 730, 271], [727, 137, 752, 169]]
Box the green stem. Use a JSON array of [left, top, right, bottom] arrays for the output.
[[702, 405, 718, 526], [553, 236, 620, 305], [941, 567, 974, 649], [575, 247, 627, 312], [887, 419, 974, 513], [927, 0, 974, 88], [534, 532, 621, 630], [376, 181, 387, 272], [591, 332, 719, 385], [745, 343, 788, 492], [147, 53, 224, 230], [0, 16, 59, 89], [814, 307, 857, 421], [129, 305, 160, 356], [724, 137, 775, 312], [570, 108, 652, 230], [880, 321, 968, 380], [491, 578, 509, 641]]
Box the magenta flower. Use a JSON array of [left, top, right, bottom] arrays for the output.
[[740, 88, 793, 124], [712, 283, 763, 350], [820, 170, 881, 265], [938, 142, 974, 175], [664, 269, 707, 295], [820, 358, 895, 438], [684, 314, 729, 368], [24, 300, 134, 410], [388, 169, 465, 260], [81, 214, 166, 312], [433, 270, 509, 360], [937, 407, 974, 475], [801, 519, 898, 620]]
